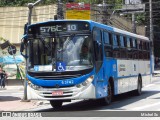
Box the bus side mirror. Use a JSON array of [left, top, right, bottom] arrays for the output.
[[20, 35, 28, 58], [20, 42, 24, 53]]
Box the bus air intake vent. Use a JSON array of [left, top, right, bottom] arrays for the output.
[[33, 74, 81, 80]]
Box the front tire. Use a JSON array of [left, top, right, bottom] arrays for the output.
[[100, 82, 112, 105], [50, 100, 63, 109]]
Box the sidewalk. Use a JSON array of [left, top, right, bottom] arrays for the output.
[[0, 85, 39, 111]]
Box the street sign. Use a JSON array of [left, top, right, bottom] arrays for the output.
[[0, 41, 10, 50], [8, 45, 16, 55], [66, 10, 90, 20], [124, 0, 142, 5], [66, 3, 91, 20], [122, 4, 145, 13]]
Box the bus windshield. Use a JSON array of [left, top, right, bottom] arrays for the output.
[[28, 35, 93, 72]]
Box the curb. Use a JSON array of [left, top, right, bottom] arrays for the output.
[[0, 88, 7, 90], [5, 86, 24, 90]]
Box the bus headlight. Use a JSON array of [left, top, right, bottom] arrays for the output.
[[76, 75, 94, 88], [29, 82, 41, 90], [82, 75, 94, 86]]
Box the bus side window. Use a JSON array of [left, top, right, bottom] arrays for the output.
[[113, 34, 118, 46], [93, 29, 103, 73], [127, 37, 132, 59], [108, 32, 113, 45], [104, 32, 110, 44], [123, 36, 127, 47], [93, 29, 102, 44], [104, 31, 112, 57], [113, 34, 120, 58], [120, 36, 127, 59], [143, 42, 148, 60], [140, 40, 143, 59], [132, 38, 138, 59], [120, 36, 125, 47], [127, 37, 131, 48], [132, 39, 137, 48]]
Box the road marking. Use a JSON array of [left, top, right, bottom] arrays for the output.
[[131, 101, 160, 110], [144, 84, 154, 88]]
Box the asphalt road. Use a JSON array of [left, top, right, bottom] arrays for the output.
[[26, 77, 160, 113], [1, 76, 160, 119]]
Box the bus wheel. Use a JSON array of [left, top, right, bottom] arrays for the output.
[[50, 100, 63, 109], [101, 82, 112, 105], [134, 77, 142, 96]]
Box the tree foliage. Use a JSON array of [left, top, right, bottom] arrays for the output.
[[0, 0, 124, 6]]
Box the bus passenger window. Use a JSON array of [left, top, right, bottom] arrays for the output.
[[120, 36, 125, 47], [93, 29, 103, 60], [132, 39, 138, 59], [132, 39, 137, 48], [130, 38, 133, 48], [112, 34, 120, 58], [93, 29, 102, 43], [104, 32, 112, 58], [127, 38, 131, 48], [108, 33, 113, 45], [113, 34, 118, 46], [93, 29, 103, 73], [119, 36, 127, 59], [123, 36, 127, 47], [104, 32, 110, 44]]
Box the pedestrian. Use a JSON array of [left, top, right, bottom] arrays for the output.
[[0, 65, 2, 87], [1, 70, 7, 88]]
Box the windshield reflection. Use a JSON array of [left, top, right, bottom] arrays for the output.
[[28, 35, 93, 72]]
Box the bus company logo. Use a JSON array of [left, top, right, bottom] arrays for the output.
[[55, 84, 60, 88], [119, 64, 126, 72]]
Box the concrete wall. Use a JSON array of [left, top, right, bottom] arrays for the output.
[[0, 4, 146, 45], [0, 4, 57, 44]]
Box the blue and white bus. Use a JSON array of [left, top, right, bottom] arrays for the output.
[[21, 20, 151, 108]]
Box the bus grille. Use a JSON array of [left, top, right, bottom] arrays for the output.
[[36, 86, 79, 98], [34, 74, 81, 80]]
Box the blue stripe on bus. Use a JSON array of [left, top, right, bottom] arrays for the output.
[[27, 70, 95, 87], [117, 74, 151, 79]]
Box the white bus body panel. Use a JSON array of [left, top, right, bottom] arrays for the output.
[[116, 59, 151, 94]]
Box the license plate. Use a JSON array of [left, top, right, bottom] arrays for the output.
[[52, 91, 63, 96]]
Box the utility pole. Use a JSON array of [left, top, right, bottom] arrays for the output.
[[132, 13, 136, 33], [55, 0, 64, 20], [149, 0, 154, 74], [22, 0, 43, 102], [96, 0, 108, 24]]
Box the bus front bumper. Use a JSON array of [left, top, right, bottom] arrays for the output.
[[27, 84, 96, 100]]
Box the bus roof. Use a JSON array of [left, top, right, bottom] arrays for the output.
[[29, 19, 149, 41], [89, 20, 149, 41]]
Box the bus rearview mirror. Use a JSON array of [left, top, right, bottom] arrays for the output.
[[20, 42, 24, 53]]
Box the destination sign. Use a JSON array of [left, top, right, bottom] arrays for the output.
[[40, 24, 78, 33], [28, 21, 90, 36]]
